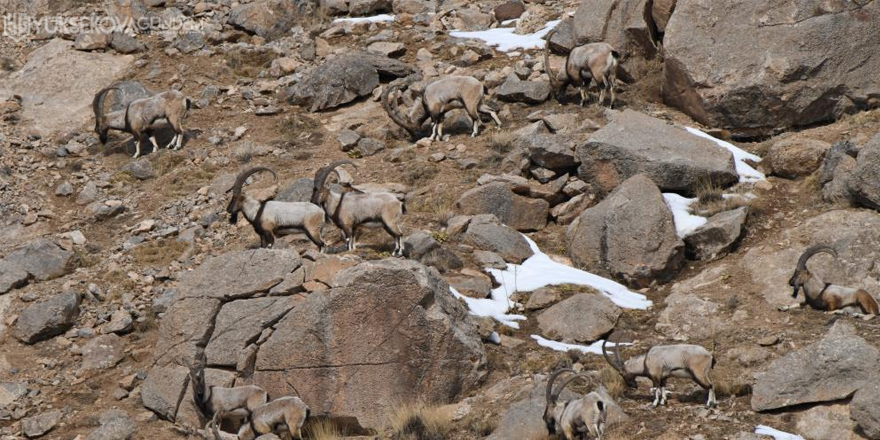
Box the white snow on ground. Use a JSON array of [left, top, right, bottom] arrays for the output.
[[449, 20, 561, 52], [332, 14, 395, 24], [450, 234, 652, 328], [754, 425, 805, 440], [531, 335, 631, 354], [663, 193, 707, 238], [685, 127, 766, 183]]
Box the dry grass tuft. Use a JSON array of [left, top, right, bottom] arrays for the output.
[[489, 131, 516, 154], [130, 239, 190, 268], [389, 403, 450, 440], [691, 179, 752, 217], [598, 366, 626, 400], [305, 418, 343, 440]]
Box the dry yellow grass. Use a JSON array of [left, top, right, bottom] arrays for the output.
[[305, 419, 343, 440], [389, 402, 450, 440], [597, 365, 626, 400]]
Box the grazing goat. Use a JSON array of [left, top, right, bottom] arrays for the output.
[[603, 340, 717, 408], [544, 29, 620, 107], [226, 167, 327, 251], [187, 364, 269, 433], [311, 160, 405, 256], [93, 86, 191, 158], [382, 75, 501, 141], [215, 397, 310, 440], [543, 369, 607, 440], [785, 244, 879, 319]]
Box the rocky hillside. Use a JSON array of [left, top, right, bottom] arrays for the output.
[[2, 0, 880, 439]]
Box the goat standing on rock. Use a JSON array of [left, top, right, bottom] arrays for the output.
[[602, 340, 717, 408], [544, 29, 620, 107], [543, 368, 607, 440], [311, 160, 405, 256], [383, 75, 501, 141], [226, 167, 327, 251], [783, 244, 879, 319], [93, 85, 191, 158], [186, 363, 268, 438]]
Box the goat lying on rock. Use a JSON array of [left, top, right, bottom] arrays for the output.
[[93, 86, 191, 158], [226, 167, 327, 251], [603, 340, 717, 408], [311, 160, 405, 256], [544, 29, 620, 107], [543, 369, 607, 440], [783, 244, 879, 319], [383, 75, 501, 140]]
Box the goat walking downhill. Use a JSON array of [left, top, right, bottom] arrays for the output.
[[544, 29, 620, 107], [93, 86, 191, 158], [603, 340, 717, 408], [311, 160, 405, 256], [543, 369, 607, 440], [383, 75, 501, 140], [784, 244, 879, 319], [226, 167, 327, 251], [186, 363, 268, 436]]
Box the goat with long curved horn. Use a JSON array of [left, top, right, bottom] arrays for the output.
[[311, 160, 405, 256], [226, 167, 327, 251], [543, 368, 608, 439], [544, 28, 620, 107], [783, 244, 879, 318]]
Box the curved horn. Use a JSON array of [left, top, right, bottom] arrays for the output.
[[544, 28, 559, 98], [382, 76, 425, 139], [93, 86, 120, 143], [311, 160, 355, 205], [602, 339, 626, 377], [230, 167, 276, 196], [796, 245, 838, 272], [555, 373, 594, 399], [545, 368, 576, 408]]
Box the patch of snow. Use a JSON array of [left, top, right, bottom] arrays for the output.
[[450, 234, 652, 328], [449, 20, 561, 53], [663, 193, 707, 238], [754, 425, 804, 440], [531, 335, 630, 354], [685, 127, 765, 183], [488, 331, 501, 344], [332, 14, 395, 24]]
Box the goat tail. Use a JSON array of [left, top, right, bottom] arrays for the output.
[[382, 79, 421, 139], [856, 290, 880, 315]]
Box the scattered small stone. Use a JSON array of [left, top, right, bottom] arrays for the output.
[[21, 409, 63, 438], [758, 335, 780, 347], [55, 181, 74, 196]]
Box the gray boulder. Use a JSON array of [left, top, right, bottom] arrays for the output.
[[567, 174, 683, 287], [81, 334, 126, 371], [767, 137, 830, 179], [21, 410, 63, 438], [4, 238, 75, 281], [461, 215, 534, 264], [288, 51, 412, 112], [577, 110, 738, 195], [655, 291, 721, 342], [537, 293, 620, 343], [402, 232, 463, 273], [276, 178, 314, 203], [204, 297, 297, 367], [228, 0, 308, 40], [121, 159, 156, 180], [105, 80, 152, 113], [0, 260, 29, 294], [684, 207, 748, 261], [85, 410, 137, 440], [109, 32, 145, 54], [253, 259, 486, 429], [516, 132, 581, 171], [664, 0, 880, 137], [177, 249, 302, 301], [14, 292, 80, 344], [847, 132, 880, 210], [751, 321, 880, 411], [546, 18, 576, 53], [852, 382, 880, 440], [496, 75, 551, 105], [455, 183, 549, 232]]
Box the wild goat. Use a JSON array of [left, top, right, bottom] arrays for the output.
[[544, 29, 620, 107], [226, 167, 327, 251], [784, 244, 879, 319], [382, 75, 501, 141], [214, 397, 310, 440], [187, 364, 269, 433], [602, 340, 717, 408], [311, 160, 405, 256], [93, 86, 191, 158], [543, 369, 607, 440]]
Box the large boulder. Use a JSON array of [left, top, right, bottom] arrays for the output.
[[567, 174, 683, 287], [741, 209, 880, 307], [177, 249, 302, 301], [204, 297, 297, 368], [684, 207, 748, 261], [664, 1, 880, 137], [766, 136, 830, 179], [577, 110, 738, 195], [288, 51, 413, 112], [751, 321, 880, 411], [847, 132, 880, 210], [0, 39, 134, 136], [13, 292, 81, 344], [571, 0, 657, 79], [852, 382, 880, 440], [228, 0, 310, 40], [655, 291, 721, 342], [3, 238, 75, 281], [253, 259, 486, 429], [536, 293, 621, 343], [460, 215, 534, 264], [496, 75, 551, 105], [516, 132, 582, 171], [455, 183, 549, 232], [0, 261, 29, 295]]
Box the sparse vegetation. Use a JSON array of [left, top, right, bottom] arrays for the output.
[[389, 403, 451, 440], [598, 365, 626, 399], [130, 239, 190, 268], [692, 179, 753, 217], [305, 418, 343, 440], [489, 131, 516, 154]]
